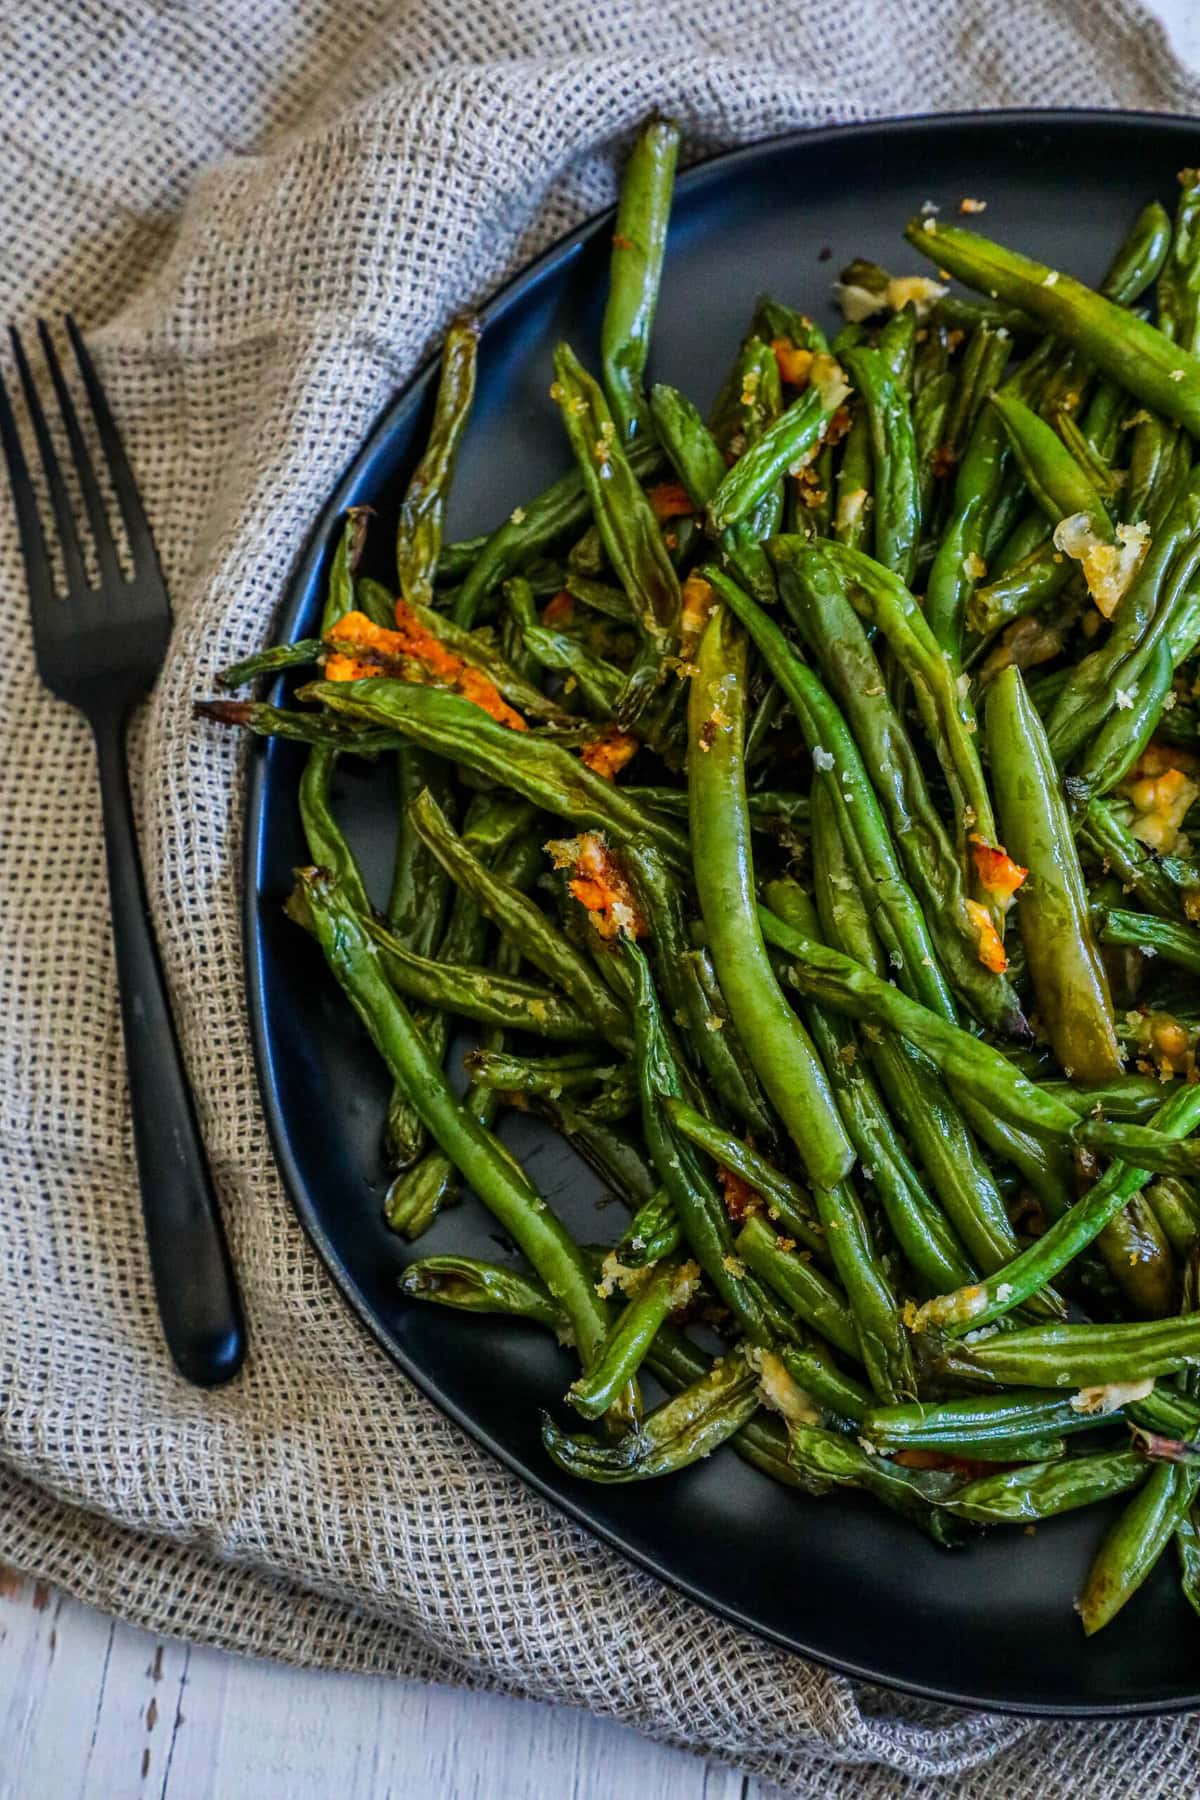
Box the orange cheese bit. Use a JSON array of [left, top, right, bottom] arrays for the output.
[[646, 480, 695, 521], [580, 727, 639, 781], [770, 337, 814, 388], [965, 898, 1008, 974], [1119, 750, 1200, 853], [794, 464, 827, 511], [678, 572, 715, 665], [969, 834, 1028, 908], [542, 590, 575, 626], [546, 832, 648, 940], [323, 606, 526, 729], [716, 1165, 761, 1224]]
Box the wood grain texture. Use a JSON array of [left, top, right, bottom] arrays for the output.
[[0, 1571, 751, 1799]]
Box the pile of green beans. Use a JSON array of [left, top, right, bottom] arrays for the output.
[[200, 126, 1200, 1637]]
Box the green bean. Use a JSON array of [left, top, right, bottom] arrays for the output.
[[941, 325, 1013, 467], [916, 1078, 1200, 1333], [706, 377, 844, 536], [1078, 796, 1189, 923], [1065, 636, 1174, 805], [923, 353, 1031, 658], [298, 868, 610, 1362], [833, 399, 872, 551], [943, 1449, 1147, 1525], [436, 533, 487, 583], [517, 619, 625, 717], [1098, 906, 1200, 975], [611, 1188, 680, 1269], [409, 786, 631, 1047], [757, 906, 1077, 1138], [351, 910, 592, 1037], [775, 547, 1027, 1036], [396, 314, 479, 606], [541, 1346, 759, 1482], [562, 571, 636, 624], [877, 303, 917, 388], [552, 343, 679, 722], [1046, 471, 1200, 765], [861, 1392, 1114, 1454], [784, 1424, 966, 1546], [1178, 1496, 1200, 1617], [398, 1255, 565, 1333], [384, 792, 516, 1169], [913, 368, 955, 515], [940, 1313, 1200, 1389], [747, 899, 915, 1401], [751, 296, 828, 355], [932, 292, 1032, 335], [986, 665, 1122, 1080], [451, 438, 659, 628], [297, 745, 372, 917], [840, 345, 920, 583], [662, 1099, 826, 1260], [309, 680, 689, 869], [465, 1047, 624, 1102], [778, 1347, 871, 1424], [797, 542, 1001, 907], [216, 640, 322, 689], [1147, 1177, 1200, 1259], [990, 391, 1112, 538], [1077, 1462, 1200, 1635], [567, 1258, 696, 1419], [706, 566, 953, 1019], [687, 605, 853, 1187], [1039, 1074, 1167, 1122], [626, 786, 810, 832], [695, 339, 798, 604], [649, 382, 728, 504], [624, 840, 775, 1138], [1075, 1119, 1200, 1181], [194, 697, 398, 756], [319, 507, 371, 634], [386, 739, 455, 967], [905, 216, 1200, 434], [386, 891, 532, 1239], [735, 1213, 859, 1363], [624, 939, 791, 1346], [819, 878, 1018, 1279], [1158, 170, 1200, 350], [601, 118, 679, 443]]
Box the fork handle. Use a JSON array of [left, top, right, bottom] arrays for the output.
[[93, 716, 246, 1386]]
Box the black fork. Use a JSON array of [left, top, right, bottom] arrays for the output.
[[1, 319, 245, 1385]]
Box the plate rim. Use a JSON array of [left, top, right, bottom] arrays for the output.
[[243, 107, 1200, 1718]]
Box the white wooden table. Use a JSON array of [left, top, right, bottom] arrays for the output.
[[7, 11, 1200, 1793], [0, 1567, 753, 1799]]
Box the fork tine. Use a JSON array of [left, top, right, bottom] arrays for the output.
[[10, 324, 89, 596], [0, 349, 55, 618], [36, 317, 124, 591], [64, 317, 160, 584]]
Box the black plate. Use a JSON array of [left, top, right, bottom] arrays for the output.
[[245, 111, 1200, 1714]]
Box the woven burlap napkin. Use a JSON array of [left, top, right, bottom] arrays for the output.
[[3, 2, 1200, 1791]]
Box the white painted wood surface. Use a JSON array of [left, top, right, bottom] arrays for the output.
[[0, 1567, 751, 1799], [6, 14, 1200, 1792]]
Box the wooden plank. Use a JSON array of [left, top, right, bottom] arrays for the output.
[[154, 1637, 745, 1798], [0, 1574, 744, 1798], [0, 1566, 114, 1798]]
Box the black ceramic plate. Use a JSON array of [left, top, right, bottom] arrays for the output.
[[246, 111, 1200, 1714]]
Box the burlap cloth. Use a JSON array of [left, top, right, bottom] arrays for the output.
[[5, 2, 1200, 1791]]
